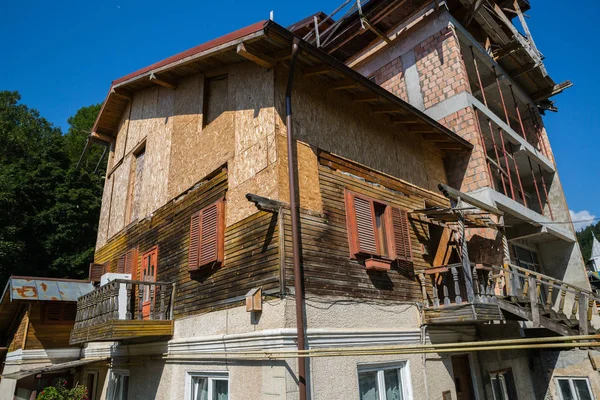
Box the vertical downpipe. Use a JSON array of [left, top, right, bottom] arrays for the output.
[[286, 37, 307, 400]]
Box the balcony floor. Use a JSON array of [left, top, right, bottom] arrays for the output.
[[70, 319, 174, 344], [423, 302, 504, 325]]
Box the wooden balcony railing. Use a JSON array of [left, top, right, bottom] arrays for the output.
[[70, 279, 175, 345], [418, 263, 600, 335]]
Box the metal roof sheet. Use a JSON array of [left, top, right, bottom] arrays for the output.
[[6, 277, 94, 302]]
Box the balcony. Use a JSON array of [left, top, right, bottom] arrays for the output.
[[417, 263, 599, 336], [70, 279, 175, 345]]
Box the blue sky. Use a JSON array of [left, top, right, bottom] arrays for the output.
[[2, 1, 597, 229]]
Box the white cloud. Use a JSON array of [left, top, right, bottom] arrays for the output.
[[569, 209, 597, 231]]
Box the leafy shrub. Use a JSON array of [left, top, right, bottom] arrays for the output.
[[36, 380, 88, 400]]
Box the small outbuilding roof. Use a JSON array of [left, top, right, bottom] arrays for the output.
[[2, 276, 94, 302]]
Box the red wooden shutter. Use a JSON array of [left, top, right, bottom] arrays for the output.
[[391, 207, 412, 261], [123, 248, 138, 278], [89, 263, 105, 283], [117, 255, 125, 273], [198, 200, 225, 268], [345, 191, 377, 257], [188, 211, 201, 271]]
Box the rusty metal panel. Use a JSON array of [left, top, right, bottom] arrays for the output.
[[9, 278, 93, 302]]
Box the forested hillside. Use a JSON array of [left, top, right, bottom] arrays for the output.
[[0, 91, 104, 287], [577, 222, 600, 262]]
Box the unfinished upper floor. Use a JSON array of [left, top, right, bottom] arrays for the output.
[[291, 0, 576, 244]]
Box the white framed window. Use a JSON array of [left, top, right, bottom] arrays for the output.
[[185, 372, 229, 400], [86, 370, 99, 400], [108, 369, 130, 400], [556, 377, 594, 400], [489, 369, 517, 400], [357, 362, 412, 400]]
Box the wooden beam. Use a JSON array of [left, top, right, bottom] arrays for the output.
[[236, 43, 275, 69], [463, 0, 484, 27], [149, 73, 176, 89], [421, 133, 451, 142], [270, 49, 292, 61], [371, 105, 403, 114], [361, 17, 392, 44], [390, 116, 419, 124], [91, 131, 115, 144], [303, 64, 331, 77], [407, 125, 435, 134], [330, 78, 356, 91], [532, 81, 573, 102], [352, 93, 380, 103], [110, 88, 132, 101]]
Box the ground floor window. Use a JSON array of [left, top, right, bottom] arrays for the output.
[[86, 370, 99, 400], [556, 377, 593, 400], [187, 372, 229, 400], [108, 370, 129, 400], [358, 362, 411, 400], [489, 369, 518, 400]]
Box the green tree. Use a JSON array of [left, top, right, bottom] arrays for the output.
[[0, 91, 104, 286]]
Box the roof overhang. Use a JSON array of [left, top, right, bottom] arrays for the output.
[[90, 20, 471, 153], [1, 358, 109, 381]]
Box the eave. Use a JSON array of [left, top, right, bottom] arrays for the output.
[[91, 20, 471, 153]]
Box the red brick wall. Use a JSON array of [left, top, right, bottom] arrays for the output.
[[415, 27, 471, 109], [441, 107, 491, 192], [370, 57, 409, 102]]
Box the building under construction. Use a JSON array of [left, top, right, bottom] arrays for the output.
[[1, 1, 597, 399]]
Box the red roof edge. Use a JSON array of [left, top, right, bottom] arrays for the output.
[[112, 20, 268, 86]]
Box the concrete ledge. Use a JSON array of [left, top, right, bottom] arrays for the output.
[[467, 94, 555, 173], [468, 187, 575, 242]]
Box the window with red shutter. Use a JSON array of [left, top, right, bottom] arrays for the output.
[[344, 190, 412, 270], [188, 199, 225, 272], [116, 248, 138, 279], [89, 262, 109, 284]]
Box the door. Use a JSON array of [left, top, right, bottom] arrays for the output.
[[452, 354, 476, 400], [141, 247, 158, 319]]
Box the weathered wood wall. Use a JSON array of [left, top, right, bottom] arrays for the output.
[[7, 307, 27, 352], [94, 169, 280, 318], [25, 302, 74, 350], [283, 151, 449, 301]]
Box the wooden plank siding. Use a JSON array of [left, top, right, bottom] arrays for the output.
[[283, 151, 451, 301], [93, 168, 280, 319], [25, 302, 75, 349], [7, 306, 28, 352]]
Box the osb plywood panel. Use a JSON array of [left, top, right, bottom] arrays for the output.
[[140, 87, 174, 219], [226, 163, 279, 227], [124, 91, 145, 154], [277, 137, 323, 213], [96, 174, 114, 249], [7, 307, 27, 352], [230, 63, 275, 188], [168, 72, 235, 198], [107, 157, 131, 238], [112, 102, 131, 167], [232, 63, 275, 157], [94, 169, 280, 319], [25, 302, 74, 350], [274, 68, 445, 193]]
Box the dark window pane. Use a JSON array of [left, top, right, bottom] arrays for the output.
[[384, 369, 403, 400], [557, 379, 574, 400], [359, 371, 379, 400], [573, 379, 592, 400]]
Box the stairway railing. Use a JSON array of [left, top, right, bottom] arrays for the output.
[[418, 263, 600, 334]]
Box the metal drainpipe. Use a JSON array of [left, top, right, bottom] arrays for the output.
[[286, 37, 307, 400]]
